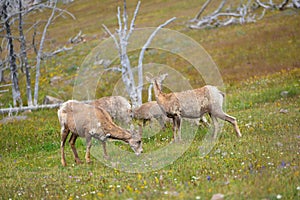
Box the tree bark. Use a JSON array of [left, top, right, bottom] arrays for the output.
[[19, 0, 33, 106], [0, 103, 63, 114], [2, 1, 22, 107], [33, 0, 57, 105], [0, 60, 4, 83]]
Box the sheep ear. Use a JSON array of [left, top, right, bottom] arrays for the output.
[[145, 75, 151, 82], [145, 72, 153, 82], [161, 73, 168, 80]]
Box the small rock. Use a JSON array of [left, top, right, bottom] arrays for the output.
[[50, 76, 62, 86], [23, 110, 32, 114], [276, 142, 283, 147], [211, 193, 224, 200], [280, 91, 289, 97], [43, 95, 63, 105], [279, 109, 288, 114]]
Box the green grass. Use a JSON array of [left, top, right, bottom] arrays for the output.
[[1, 69, 299, 199], [1, 0, 300, 199]]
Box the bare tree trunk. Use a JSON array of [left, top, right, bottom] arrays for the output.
[[0, 69, 3, 83], [33, 0, 57, 106], [0, 59, 4, 83], [2, 1, 22, 107], [18, 0, 33, 106], [0, 46, 3, 83]]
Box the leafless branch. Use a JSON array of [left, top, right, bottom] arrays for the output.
[[0, 2, 75, 26], [69, 30, 85, 44], [126, 1, 141, 40], [137, 17, 176, 103], [123, 0, 128, 36], [256, 0, 299, 9], [31, 22, 38, 55], [117, 6, 123, 37], [43, 46, 73, 58], [189, 0, 267, 29], [104, 66, 122, 72], [102, 24, 120, 56], [212, 0, 227, 16], [191, 0, 212, 22]]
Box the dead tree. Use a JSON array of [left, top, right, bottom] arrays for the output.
[[189, 0, 299, 29], [102, 0, 175, 108], [18, 0, 32, 106], [256, 0, 300, 9], [33, 0, 57, 106], [0, 0, 75, 107], [1, 0, 22, 107], [189, 0, 265, 29]]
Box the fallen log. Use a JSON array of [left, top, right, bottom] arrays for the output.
[[0, 103, 62, 114]]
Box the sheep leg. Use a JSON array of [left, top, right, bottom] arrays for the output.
[[158, 116, 166, 131], [200, 115, 209, 127], [69, 133, 82, 164], [102, 141, 109, 160], [85, 136, 92, 164], [211, 115, 219, 139], [172, 117, 178, 142], [143, 119, 148, 127], [224, 114, 242, 137], [215, 112, 242, 137], [137, 123, 143, 136], [60, 127, 70, 166], [176, 116, 182, 141]]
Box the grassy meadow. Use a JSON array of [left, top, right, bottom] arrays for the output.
[[1, 0, 300, 199]]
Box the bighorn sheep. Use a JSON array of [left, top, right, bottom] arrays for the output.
[[146, 73, 241, 141], [133, 101, 169, 130], [58, 100, 142, 166], [89, 96, 132, 125], [133, 101, 208, 132]]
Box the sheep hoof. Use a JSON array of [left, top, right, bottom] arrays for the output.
[[75, 158, 82, 164], [86, 160, 93, 164]]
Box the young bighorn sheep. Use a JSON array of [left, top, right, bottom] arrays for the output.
[[58, 100, 142, 166], [133, 101, 169, 130], [146, 73, 241, 141], [133, 101, 208, 133], [89, 96, 132, 125]]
